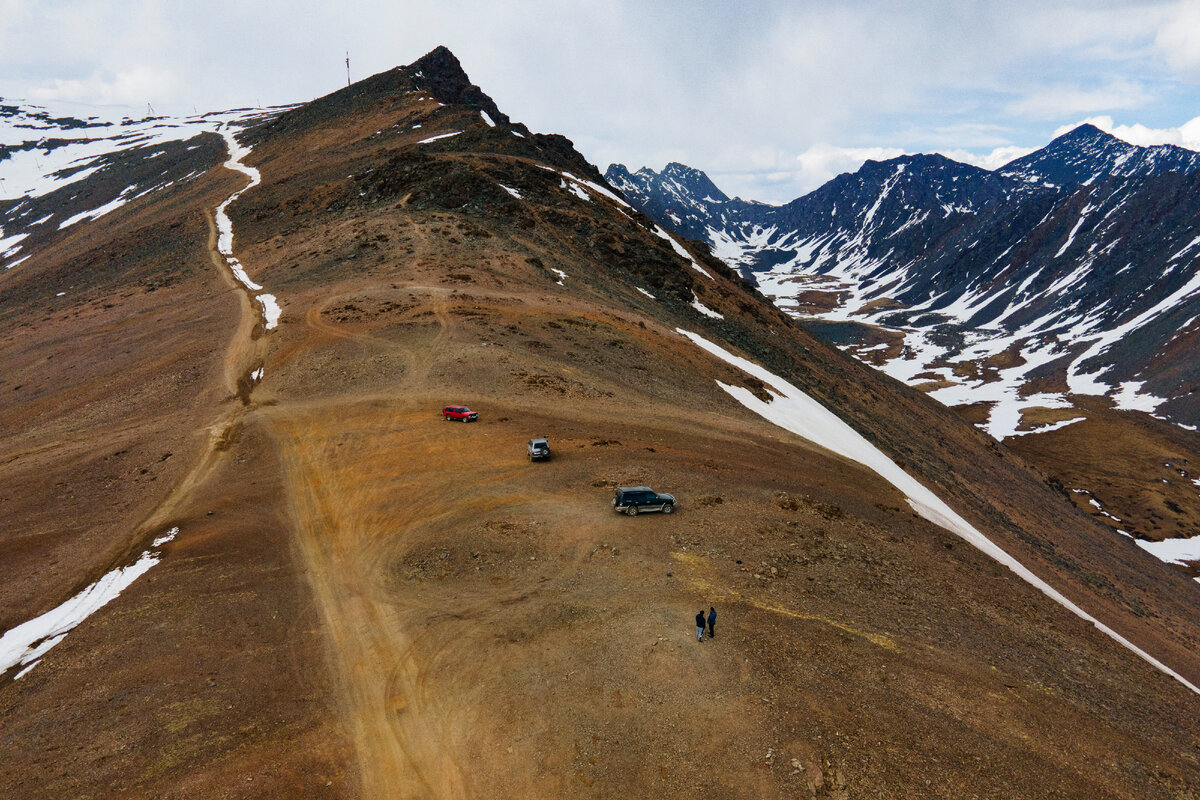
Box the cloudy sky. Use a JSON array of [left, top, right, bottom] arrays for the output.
[[3, 0, 1200, 202]]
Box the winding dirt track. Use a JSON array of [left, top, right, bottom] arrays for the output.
[[263, 210, 494, 796], [275, 406, 472, 799], [203, 165, 474, 793], [108, 201, 267, 548]]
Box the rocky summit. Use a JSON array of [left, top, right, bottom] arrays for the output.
[[2, 46, 1199, 799]]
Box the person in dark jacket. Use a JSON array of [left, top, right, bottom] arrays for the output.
[[696, 610, 706, 642], [707, 606, 717, 638]]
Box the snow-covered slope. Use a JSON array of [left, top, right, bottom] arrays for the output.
[[608, 126, 1200, 438], [0, 99, 280, 270]]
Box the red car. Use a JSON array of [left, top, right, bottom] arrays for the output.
[[442, 405, 478, 422]]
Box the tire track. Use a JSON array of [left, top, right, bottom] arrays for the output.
[[274, 415, 472, 799]]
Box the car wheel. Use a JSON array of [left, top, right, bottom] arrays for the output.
[[626, 506, 638, 516], [443, 415, 449, 421], [662, 503, 675, 514]]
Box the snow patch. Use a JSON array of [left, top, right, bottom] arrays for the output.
[[214, 127, 282, 335], [654, 225, 714, 279], [1, 527, 179, 680], [1111, 381, 1166, 413], [1055, 204, 1094, 258], [0, 102, 277, 202], [215, 127, 264, 293], [690, 296, 723, 319], [1, 230, 29, 259], [258, 294, 281, 330], [1136, 535, 1200, 566], [417, 131, 461, 144], [57, 194, 129, 229]]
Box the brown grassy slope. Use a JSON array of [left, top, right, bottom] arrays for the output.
[[1008, 401, 1200, 566], [0, 136, 242, 630], [237, 48, 1200, 688], [0, 133, 351, 797]]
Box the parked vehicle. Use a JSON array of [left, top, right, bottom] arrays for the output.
[[612, 486, 676, 516], [527, 437, 551, 461], [442, 405, 478, 422]]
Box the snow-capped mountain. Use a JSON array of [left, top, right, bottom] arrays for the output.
[[1000, 123, 1200, 188], [607, 126, 1200, 439]]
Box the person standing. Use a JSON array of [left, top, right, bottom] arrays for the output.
[[707, 606, 717, 638], [696, 610, 706, 642]]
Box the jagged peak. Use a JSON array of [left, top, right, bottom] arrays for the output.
[[1019, 123, 1129, 160], [409, 45, 470, 86], [400, 46, 509, 125], [662, 162, 706, 178], [612, 161, 730, 203], [1054, 123, 1117, 144], [997, 123, 1152, 187], [856, 151, 985, 177]]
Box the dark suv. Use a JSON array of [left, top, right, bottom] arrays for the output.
[[527, 437, 551, 461], [612, 486, 676, 516]]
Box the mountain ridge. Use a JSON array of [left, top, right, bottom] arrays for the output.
[[608, 124, 1200, 576], [606, 126, 1200, 429]]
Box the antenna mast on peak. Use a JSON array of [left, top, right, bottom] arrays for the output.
[[346, 51, 351, 87]]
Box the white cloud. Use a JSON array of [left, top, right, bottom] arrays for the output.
[[1053, 114, 1200, 151], [794, 143, 908, 186], [5, 1, 1200, 204], [1154, 0, 1200, 79], [705, 142, 1043, 204], [28, 66, 178, 106], [684, 144, 909, 204], [1005, 79, 1152, 120]]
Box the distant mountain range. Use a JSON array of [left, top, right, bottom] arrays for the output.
[[607, 125, 1200, 439]]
